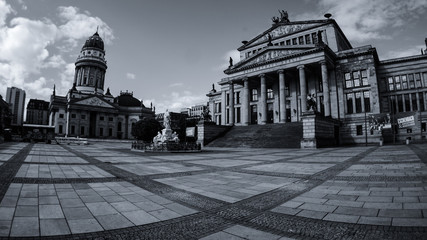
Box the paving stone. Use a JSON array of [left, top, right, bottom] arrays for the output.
[[17, 197, 38, 206], [200, 231, 245, 240], [39, 196, 59, 205], [298, 203, 337, 212], [323, 213, 359, 223], [14, 206, 38, 217], [358, 216, 391, 225], [121, 210, 159, 225], [271, 206, 302, 216], [67, 218, 103, 234], [40, 219, 70, 236], [296, 210, 327, 219], [62, 207, 93, 220], [392, 218, 427, 227], [111, 201, 139, 212], [39, 205, 65, 219], [223, 225, 282, 240], [292, 196, 327, 204], [163, 203, 198, 215], [403, 202, 427, 209], [356, 196, 392, 203], [10, 217, 39, 237], [363, 202, 402, 209], [86, 202, 118, 216], [0, 196, 18, 207], [134, 201, 165, 212], [378, 209, 422, 218], [60, 198, 85, 208], [334, 206, 378, 216], [280, 201, 303, 208], [0, 207, 15, 220], [95, 213, 134, 230], [0, 220, 11, 236], [148, 208, 181, 221], [393, 196, 419, 203], [324, 200, 364, 208]]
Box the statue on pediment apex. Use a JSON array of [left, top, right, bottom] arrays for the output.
[[229, 57, 233, 67], [279, 10, 290, 23]]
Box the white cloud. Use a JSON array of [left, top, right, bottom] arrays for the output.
[[149, 91, 206, 113], [169, 82, 183, 87], [213, 49, 240, 71], [296, 0, 427, 43], [0, 0, 114, 102], [126, 73, 136, 79]]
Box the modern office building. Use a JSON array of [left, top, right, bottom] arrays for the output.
[[6, 87, 26, 126]]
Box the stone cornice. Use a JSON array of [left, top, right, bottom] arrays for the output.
[[379, 54, 427, 65]]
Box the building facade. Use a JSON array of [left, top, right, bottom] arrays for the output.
[[49, 32, 155, 139], [26, 99, 49, 125], [207, 12, 427, 145], [6, 87, 26, 126]]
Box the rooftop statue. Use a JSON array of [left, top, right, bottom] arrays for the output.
[[279, 10, 290, 23], [229, 57, 233, 67]]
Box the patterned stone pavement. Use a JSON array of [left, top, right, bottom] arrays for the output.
[[0, 142, 426, 239]]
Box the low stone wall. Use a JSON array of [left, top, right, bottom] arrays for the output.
[[197, 121, 232, 146], [301, 112, 339, 148]]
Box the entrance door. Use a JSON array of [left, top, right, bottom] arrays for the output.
[[267, 103, 274, 123], [89, 112, 97, 137], [286, 108, 291, 122], [251, 105, 258, 124]]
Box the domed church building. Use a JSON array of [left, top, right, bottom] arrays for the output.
[[49, 31, 155, 139]]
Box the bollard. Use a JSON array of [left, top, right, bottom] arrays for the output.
[[379, 138, 383, 146], [406, 137, 410, 145]]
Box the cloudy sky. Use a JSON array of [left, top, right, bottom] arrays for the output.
[[0, 0, 426, 115]]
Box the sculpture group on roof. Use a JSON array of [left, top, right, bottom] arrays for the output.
[[272, 10, 290, 24]]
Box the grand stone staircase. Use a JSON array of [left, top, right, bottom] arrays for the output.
[[206, 123, 303, 148]]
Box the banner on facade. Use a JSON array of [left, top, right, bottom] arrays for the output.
[[397, 115, 415, 128], [368, 113, 391, 131], [186, 127, 196, 137]]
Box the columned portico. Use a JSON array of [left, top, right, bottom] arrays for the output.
[[242, 78, 249, 125], [320, 61, 331, 117], [259, 74, 267, 124], [229, 82, 235, 125], [298, 65, 307, 113], [278, 70, 286, 123]]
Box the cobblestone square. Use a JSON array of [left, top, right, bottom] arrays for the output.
[[0, 142, 426, 239]]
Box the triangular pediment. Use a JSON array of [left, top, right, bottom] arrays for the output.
[[229, 46, 314, 71], [240, 21, 325, 50], [74, 96, 115, 108]]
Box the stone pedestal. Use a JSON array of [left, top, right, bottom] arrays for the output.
[[300, 111, 339, 149]]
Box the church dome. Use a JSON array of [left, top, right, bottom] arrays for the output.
[[82, 32, 104, 50], [114, 91, 142, 107]]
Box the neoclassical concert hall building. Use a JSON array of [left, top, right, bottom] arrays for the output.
[[49, 32, 154, 139], [207, 12, 427, 146]]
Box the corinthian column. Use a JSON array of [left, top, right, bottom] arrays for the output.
[[221, 89, 226, 125], [321, 61, 331, 116], [278, 70, 286, 123], [260, 74, 267, 124], [298, 65, 307, 113], [229, 82, 235, 125], [242, 78, 249, 125]]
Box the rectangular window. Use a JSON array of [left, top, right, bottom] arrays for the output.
[[355, 92, 362, 113], [361, 70, 368, 86], [422, 122, 426, 132], [71, 125, 75, 135], [364, 91, 371, 112], [236, 107, 241, 123], [411, 93, 417, 111], [388, 77, 394, 91], [408, 74, 415, 88], [347, 93, 353, 114], [59, 125, 63, 134], [292, 38, 297, 45], [397, 95, 403, 112], [99, 128, 103, 137], [415, 73, 422, 87], [286, 39, 291, 45], [395, 76, 401, 90], [404, 94, 410, 112], [267, 88, 274, 99], [298, 36, 304, 45], [226, 109, 229, 124], [226, 93, 230, 106], [390, 96, 397, 114], [345, 73, 353, 88], [71, 114, 76, 118], [305, 34, 311, 44], [81, 114, 86, 120], [251, 89, 258, 101], [59, 114, 64, 118], [402, 75, 408, 89], [423, 73, 427, 87], [420, 92, 425, 111], [311, 32, 317, 44], [108, 117, 113, 121], [353, 71, 360, 87], [109, 128, 113, 137], [356, 125, 363, 135], [218, 103, 222, 113], [81, 126, 85, 135], [235, 92, 240, 104]]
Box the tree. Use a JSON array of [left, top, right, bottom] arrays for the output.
[[131, 118, 162, 142]]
